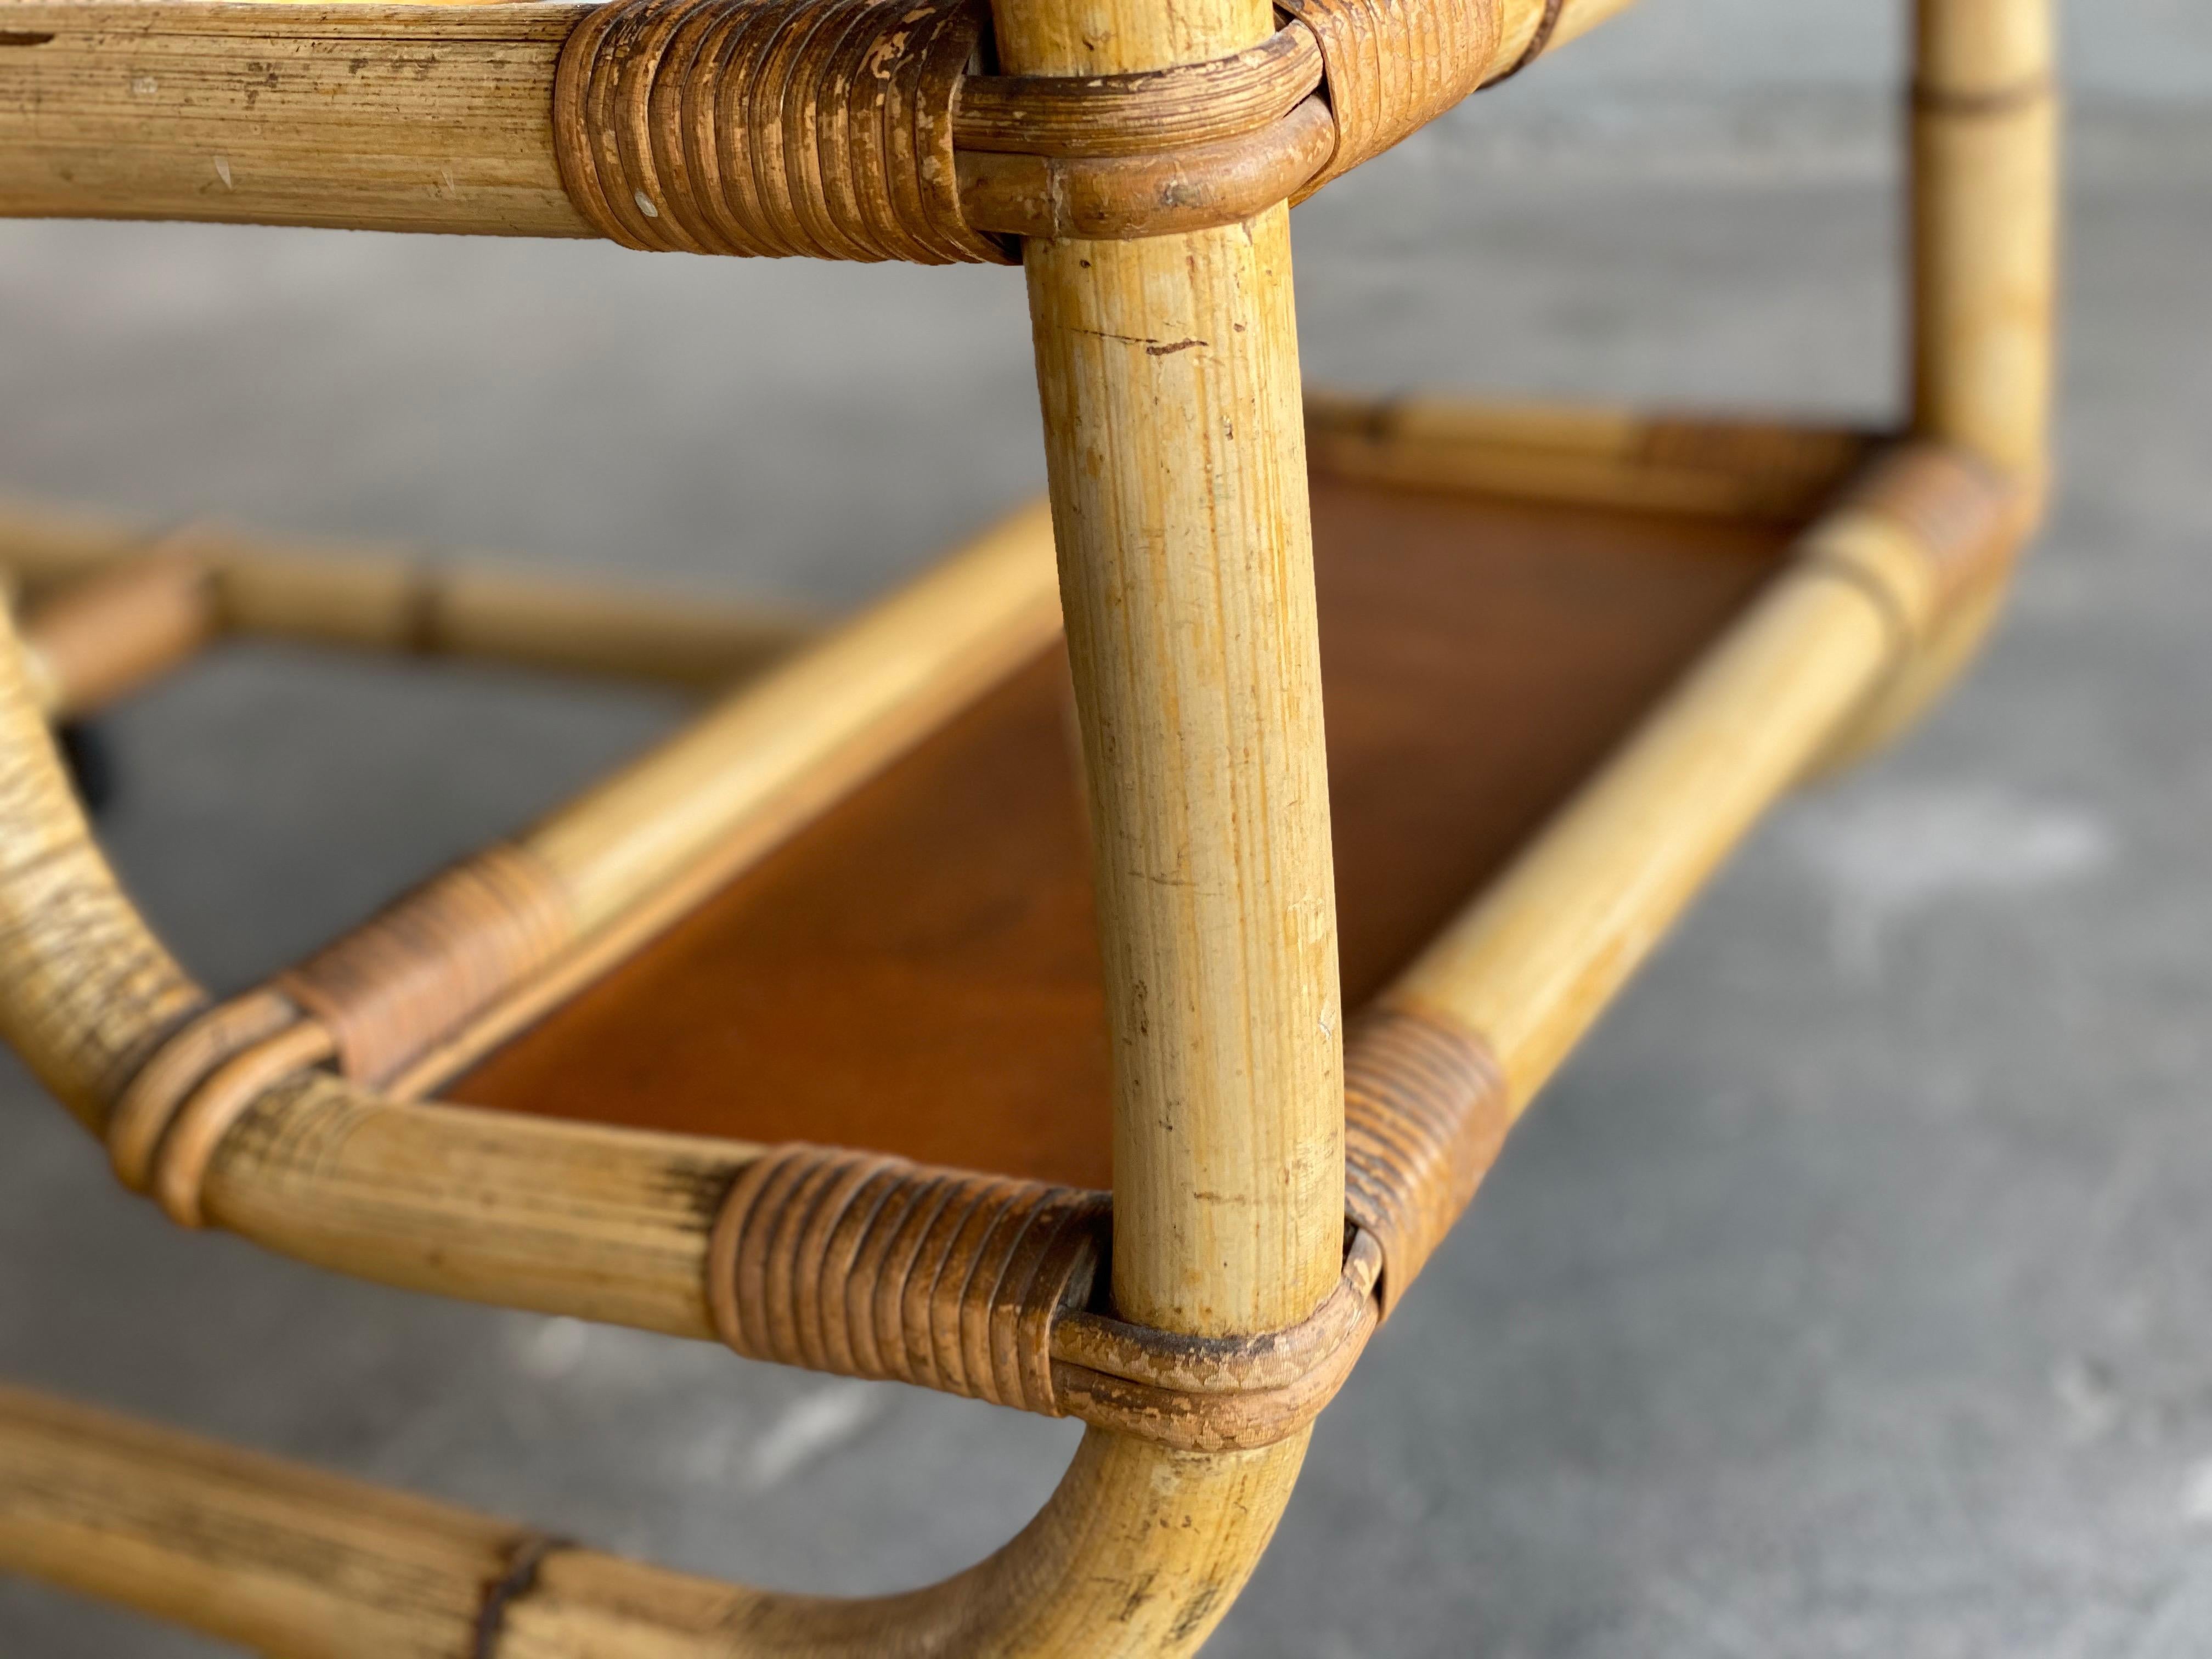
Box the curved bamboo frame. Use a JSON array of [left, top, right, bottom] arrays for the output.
[[0, 498, 820, 719], [0, 0, 2056, 1651]]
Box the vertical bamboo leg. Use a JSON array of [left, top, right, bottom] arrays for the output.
[[986, 0, 1344, 1642], [995, 0, 1341, 1348], [1818, 0, 2056, 772], [1911, 0, 2058, 489]]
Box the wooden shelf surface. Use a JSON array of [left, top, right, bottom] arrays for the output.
[[448, 475, 1798, 1187]]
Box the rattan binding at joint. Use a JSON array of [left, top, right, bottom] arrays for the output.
[[104, 985, 342, 1227], [1281, 0, 1504, 194], [146, 1016, 337, 1228], [1833, 443, 2024, 617], [709, 1147, 1108, 1415], [553, 0, 1546, 254], [954, 28, 1324, 157], [1049, 1231, 1383, 1451], [1342, 999, 1511, 1314], [704, 1005, 1510, 1449], [274, 843, 572, 1086], [108, 843, 575, 1225], [105, 989, 290, 1194], [552, 0, 1012, 263]]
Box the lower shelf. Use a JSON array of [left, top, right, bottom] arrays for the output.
[[447, 472, 1799, 1187]]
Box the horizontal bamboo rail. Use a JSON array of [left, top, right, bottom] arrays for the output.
[[2, 385, 1834, 720], [1305, 394, 1880, 521], [364, 499, 1062, 1097], [14, 551, 220, 717], [0, 1384, 550, 1658], [0, 498, 817, 714], [0, 0, 1640, 246], [516, 498, 1058, 932], [1392, 447, 2019, 1107]]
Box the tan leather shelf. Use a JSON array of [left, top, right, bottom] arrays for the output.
[[448, 473, 1800, 1187]]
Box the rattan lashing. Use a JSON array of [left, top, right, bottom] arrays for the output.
[[697, 1003, 1506, 1451], [551, 0, 1551, 259]]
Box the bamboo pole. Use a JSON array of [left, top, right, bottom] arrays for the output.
[[0, 498, 816, 701], [1820, 0, 2056, 771], [1003, 0, 1341, 1361], [15, 551, 221, 717], [1387, 452, 1996, 1111], [204, 1075, 752, 1338], [1911, 0, 2058, 487], [0, 1383, 1322, 1659], [920, 0, 1355, 1633], [518, 499, 1060, 938], [0, 1385, 536, 1659], [1304, 393, 1879, 521], [0, 0, 1640, 241], [0, 620, 202, 1131], [0, 2, 594, 239]]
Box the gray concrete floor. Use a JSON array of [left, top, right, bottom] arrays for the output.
[[4, 33, 2211, 1659]]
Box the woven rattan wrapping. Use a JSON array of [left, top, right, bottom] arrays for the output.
[[703, 1005, 1508, 1446], [106, 845, 573, 1224], [1342, 1000, 1510, 1314], [552, 0, 1553, 255], [955, 29, 1324, 157], [1843, 443, 2021, 611], [709, 1147, 1106, 1412], [553, 0, 1009, 263], [1281, 0, 1503, 194], [276, 844, 572, 1086]]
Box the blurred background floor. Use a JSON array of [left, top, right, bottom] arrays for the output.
[[5, 3, 2212, 1654]]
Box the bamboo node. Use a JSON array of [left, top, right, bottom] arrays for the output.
[[474, 1533, 571, 1659], [1910, 75, 2056, 119], [1480, 0, 1565, 88]]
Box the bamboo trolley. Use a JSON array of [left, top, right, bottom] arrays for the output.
[[0, 0, 2056, 1651]]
